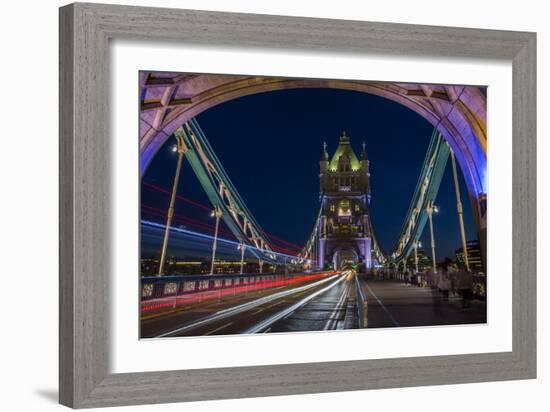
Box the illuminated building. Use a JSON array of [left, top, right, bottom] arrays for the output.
[[140, 257, 272, 276], [455, 240, 484, 273], [406, 249, 433, 272], [318, 132, 373, 270]]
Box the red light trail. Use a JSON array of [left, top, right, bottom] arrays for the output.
[[141, 204, 301, 255], [140, 272, 333, 314], [141, 182, 303, 253]]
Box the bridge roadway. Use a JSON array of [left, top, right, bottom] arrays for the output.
[[141, 272, 486, 338], [141, 271, 355, 338]]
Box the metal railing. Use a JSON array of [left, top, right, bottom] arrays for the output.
[[140, 271, 336, 314]]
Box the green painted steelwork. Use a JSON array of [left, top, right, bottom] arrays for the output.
[[178, 119, 297, 264], [390, 130, 450, 265]]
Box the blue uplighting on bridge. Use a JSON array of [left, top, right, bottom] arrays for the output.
[[141, 220, 299, 261]]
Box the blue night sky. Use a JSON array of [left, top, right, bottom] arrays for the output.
[[141, 87, 477, 261]]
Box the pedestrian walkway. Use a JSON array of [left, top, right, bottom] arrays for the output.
[[361, 280, 486, 328]]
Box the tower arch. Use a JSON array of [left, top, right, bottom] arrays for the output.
[[140, 73, 487, 250]]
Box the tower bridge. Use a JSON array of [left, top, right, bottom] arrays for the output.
[[318, 132, 373, 271], [140, 73, 488, 269], [140, 116, 486, 337]]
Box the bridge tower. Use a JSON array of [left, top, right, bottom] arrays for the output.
[[318, 132, 372, 271]]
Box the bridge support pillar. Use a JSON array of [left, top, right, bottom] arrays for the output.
[[363, 237, 372, 271], [318, 238, 326, 270], [451, 150, 470, 271]]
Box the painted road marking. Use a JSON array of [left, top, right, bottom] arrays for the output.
[[324, 280, 349, 330], [364, 282, 400, 327], [203, 321, 234, 336], [244, 275, 347, 334]]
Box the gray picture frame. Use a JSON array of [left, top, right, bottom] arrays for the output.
[[59, 2, 536, 408]]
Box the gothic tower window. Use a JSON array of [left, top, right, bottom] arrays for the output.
[[338, 199, 351, 217]]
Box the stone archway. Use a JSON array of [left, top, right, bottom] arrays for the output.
[[140, 72, 487, 254], [332, 248, 360, 271]]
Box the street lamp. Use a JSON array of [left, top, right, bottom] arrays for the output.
[[426, 200, 438, 273], [413, 239, 419, 273], [238, 242, 246, 274], [158, 129, 189, 276], [209, 206, 223, 275]]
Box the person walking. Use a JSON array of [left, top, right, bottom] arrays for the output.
[[456, 271, 474, 308], [438, 272, 451, 302]]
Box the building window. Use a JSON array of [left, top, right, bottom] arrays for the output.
[[163, 282, 178, 295], [142, 283, 154, 298], [338, 200, 351, 217]]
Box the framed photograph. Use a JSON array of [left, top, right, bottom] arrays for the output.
[[59, 3, 536, 408]]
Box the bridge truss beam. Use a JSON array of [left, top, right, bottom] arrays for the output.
[[389, 130, 450, 268], [176, 119, 302, 267]]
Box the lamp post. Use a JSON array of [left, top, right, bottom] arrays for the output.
[[450, 150, 470, 272], [209, 205, 223, 275], [157, 129, 188, 276], [238, 243, 246, 274], [426, 201, 438, 273], [413, 240, 419, 273]]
